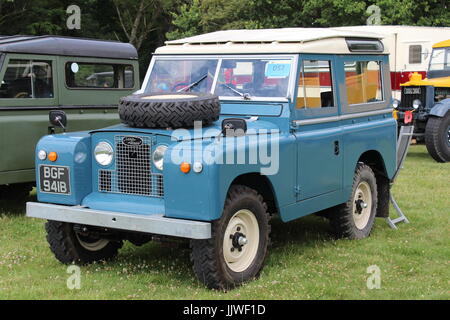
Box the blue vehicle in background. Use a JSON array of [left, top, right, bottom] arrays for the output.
[[27, 28, 397, 290]]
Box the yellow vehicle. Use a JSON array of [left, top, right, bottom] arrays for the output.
[[395, 39, 450, 162]]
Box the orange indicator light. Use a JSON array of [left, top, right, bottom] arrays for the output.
[[48, 152, 58, 162], [180, 162, 191, 173]]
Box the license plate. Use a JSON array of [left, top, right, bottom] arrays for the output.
[[39, 165, 71, 195], [404, 87, 421, 95]]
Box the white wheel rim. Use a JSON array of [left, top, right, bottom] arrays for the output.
[[76, 233, 109, 252], [352, 181, 373, 230], [223, 209, 259, 273]]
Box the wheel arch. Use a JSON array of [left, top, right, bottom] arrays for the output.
[[429, 98, 450, 118], [357, 150, 390, 218], [228, 173, 279, 216], [357, 150, 388, 177]]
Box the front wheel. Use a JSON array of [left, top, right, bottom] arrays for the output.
[[330, 163, 378, 239], [45, 221, 123, 264], [425, 113, 450, 162], [190, 185, 270, 290]]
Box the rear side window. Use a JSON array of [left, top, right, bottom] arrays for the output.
[[0, 59, 53, 99], [296, 60, 334, 108], [65, 62, 134, 89], [344, 61, 383, 105]]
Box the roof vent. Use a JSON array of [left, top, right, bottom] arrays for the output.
[[346, 38, 384, 52]]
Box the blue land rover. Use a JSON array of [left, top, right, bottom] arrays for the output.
[[27, 28, 397, 290]]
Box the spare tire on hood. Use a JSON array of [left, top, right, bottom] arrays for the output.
[[118, 92, 221, 129]]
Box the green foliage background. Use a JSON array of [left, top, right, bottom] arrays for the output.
[[0, 0, 449, 78]]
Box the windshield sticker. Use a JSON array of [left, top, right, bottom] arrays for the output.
[[265, 61, 291, 78]]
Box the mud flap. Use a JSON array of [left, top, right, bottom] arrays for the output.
[[375, 175, 389, 218]]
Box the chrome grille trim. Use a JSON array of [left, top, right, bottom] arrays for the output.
[[98, 135, 164, 198]]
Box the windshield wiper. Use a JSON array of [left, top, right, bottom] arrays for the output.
[[177, 74, 208, 92], [221, 84, 251, 100]]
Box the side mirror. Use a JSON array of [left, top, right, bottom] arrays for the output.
[[221, 118, 247, 137], [49, 110, 67, 131]]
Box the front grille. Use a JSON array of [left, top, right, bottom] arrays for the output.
[[400, 86, 427, 111], [98, 135, 164, 198]]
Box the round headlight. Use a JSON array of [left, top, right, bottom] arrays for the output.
[[38, 150, 47, 161], [412, 99, 422, 110], [392, 99, 400, 109], [152, 145, 168, 171], [94, 142, 113, 166]]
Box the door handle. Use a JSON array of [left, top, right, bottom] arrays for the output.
[[334, 141, 340, 155]]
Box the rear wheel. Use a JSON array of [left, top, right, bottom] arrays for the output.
[[190, 185, 270, 290], [330, 163, 378, 239], [45, 221, 123, 264], [425, 113, 450, 162]]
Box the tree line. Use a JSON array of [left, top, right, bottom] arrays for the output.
[[1, 0, 448, 78]]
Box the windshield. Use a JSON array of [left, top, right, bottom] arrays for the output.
[[428, 48, 450, 79], [145, 56, 294, 99], [146, 59, 218, 93]]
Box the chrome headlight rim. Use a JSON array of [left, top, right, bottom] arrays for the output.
[[412, 99, 422, 110], [152, 145, 168, 171], [38, 149, 47, 161], [94, 141, 114, 166], [392, 99, 400, 109]]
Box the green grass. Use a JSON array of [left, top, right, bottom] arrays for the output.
[[0, 144, 449, 299]]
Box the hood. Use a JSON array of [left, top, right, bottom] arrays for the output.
[[90, 117, 281, 141]]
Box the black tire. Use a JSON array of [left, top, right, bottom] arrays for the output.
[[45, 221, 123, 264], [425, 113, 450, 163], [330, 163, 378, 240], [190, 185, 270, 290], [118, 93, 220, 129]]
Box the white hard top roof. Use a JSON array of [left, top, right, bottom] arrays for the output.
[[335, 25, 450, 32], [166, 28, 383, 45], [156, 28, 387, 55]]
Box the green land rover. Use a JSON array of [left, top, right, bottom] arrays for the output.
[[0, 35, 140, 199]]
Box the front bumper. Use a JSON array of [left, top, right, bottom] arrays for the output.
[[26, 202, 211, 239], [396, 110, 428, 123]]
